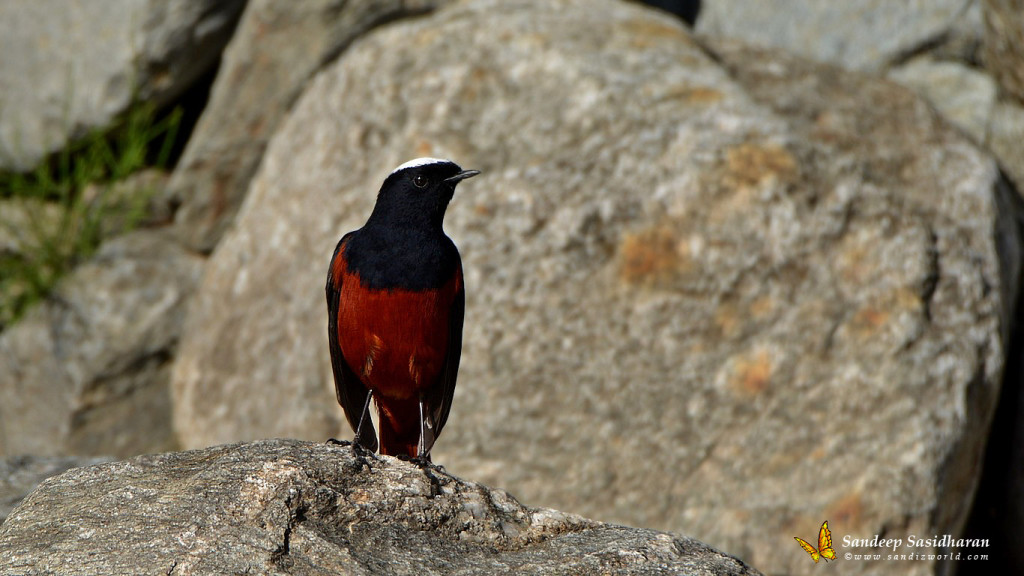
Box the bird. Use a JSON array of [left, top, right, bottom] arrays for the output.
[[326, 158, 478, 461]]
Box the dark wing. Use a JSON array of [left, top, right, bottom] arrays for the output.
[[326, 234, 377, 452], [425, 265, 464, 448]]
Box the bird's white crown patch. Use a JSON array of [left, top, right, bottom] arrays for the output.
[[390, 157, 452, 175]]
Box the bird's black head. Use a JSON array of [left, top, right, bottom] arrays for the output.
[[365, 158, 479, 231]]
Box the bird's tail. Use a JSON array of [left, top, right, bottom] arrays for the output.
[[377, 401, 425, 459]]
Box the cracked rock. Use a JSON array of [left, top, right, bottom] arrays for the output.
[[0, 439, 761, 575]]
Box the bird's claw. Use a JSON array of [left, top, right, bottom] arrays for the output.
[[328, 437, 373, 471]]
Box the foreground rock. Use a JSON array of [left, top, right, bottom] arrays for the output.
[[0, 439, 761, 575], [0, 229, 203, 457], [172, 1, 1019, 574], [0, 455, 112, 525]]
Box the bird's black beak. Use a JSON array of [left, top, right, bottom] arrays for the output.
[[444, 169, 480, 184]]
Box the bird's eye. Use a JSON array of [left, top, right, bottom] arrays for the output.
[[412, 175, 429, 188]]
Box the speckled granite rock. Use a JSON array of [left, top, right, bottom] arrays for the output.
[[0, 439, 762, 575]]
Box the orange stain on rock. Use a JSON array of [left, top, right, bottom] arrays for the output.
[[750, 295, 776, 318], [852, 305, 890, 331], [849, 288, 922, 339], [619, 225, 690, 286], [679, 87, 725, 104], [725, 142, 798, 189], [827, 492, 864, 530], [732, 348, 774, 396]]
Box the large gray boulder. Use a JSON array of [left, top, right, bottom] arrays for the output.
[[168, 0, 451, 253], [0, 0, 245, 171], [171, 1, 1019, 574], [0, 229, 203, 457], [0, 439, 763, 575], [695, 0, 976, 71]]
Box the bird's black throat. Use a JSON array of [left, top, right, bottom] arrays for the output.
[[342, 226, 460, 292]]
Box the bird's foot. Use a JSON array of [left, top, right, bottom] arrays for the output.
[[395, 453, 433, 469], [410, 455, 433, 469], [418, 460, 444, 497], [351, 441, 373, 470], [328, 437, 372, 471]]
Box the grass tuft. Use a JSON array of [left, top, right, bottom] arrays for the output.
[[0, 102, 182, 330]]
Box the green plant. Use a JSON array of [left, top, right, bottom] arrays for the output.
[[0, 102, 182, 329]]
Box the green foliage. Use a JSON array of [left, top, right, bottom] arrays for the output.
[[0, 102, 182, 329]]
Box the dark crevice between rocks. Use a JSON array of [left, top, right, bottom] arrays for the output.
[[886, 0, 985, 70], [932, 344, 994, 576], [316, 4, 441, 82], [887, 31, 954, 69], [959, 172, 1024, 575], [635, 0, 701, 27], [81, 347, 176, 399], [148, 59, 220, 225], [156, 62, 219, 173], [921, 224, 941, 323]]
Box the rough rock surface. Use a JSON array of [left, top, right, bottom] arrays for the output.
[[888, 57, 997, 144], [0, 230, 203, 457], [171, 1, 1017, 574], [0, 0, 245, 171], [169, 0, 451, 253], [983, 0, 1024, 103], [0, 439, 762, 575], [0, 199, 63, 257], [695, 0, 974, 71], [0, 455, 111, 525], [988, 101, 1024, 193]]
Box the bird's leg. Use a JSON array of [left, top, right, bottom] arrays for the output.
[[327, 390, 375, 453], [417, 399, 427, 457], [337, 391, 375, 471], [412, 397, 435, 467], [353, 390, 374, 451]]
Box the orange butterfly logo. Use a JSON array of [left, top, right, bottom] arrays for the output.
[[794, 520, 837, 563]]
